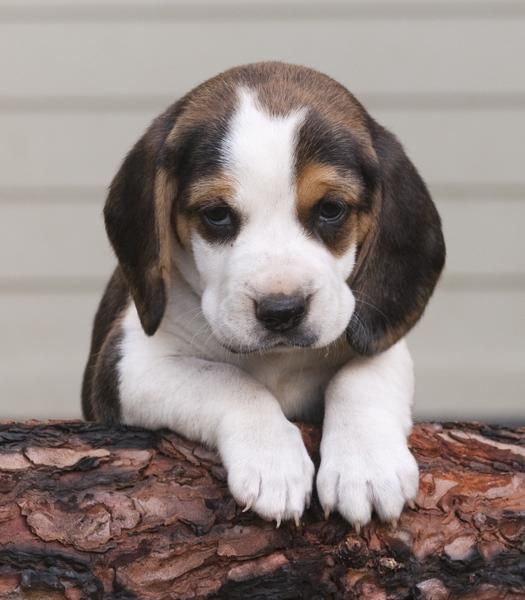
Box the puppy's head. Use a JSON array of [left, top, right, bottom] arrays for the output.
[[104, 62, 445, 355]]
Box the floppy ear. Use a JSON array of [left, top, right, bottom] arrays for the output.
[[103, 110, 179, 336], [347, 120, 446, 356]]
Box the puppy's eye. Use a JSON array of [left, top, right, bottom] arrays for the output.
[[318, 198, 348, 224], [197, 202, 240, 243], [201, 204, 233, 227]]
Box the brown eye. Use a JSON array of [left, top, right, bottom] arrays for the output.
[[318, 198, 348, 224], [201, 204, 233, 227]]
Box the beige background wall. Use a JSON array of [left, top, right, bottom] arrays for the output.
[[0, 1, 524, 421]]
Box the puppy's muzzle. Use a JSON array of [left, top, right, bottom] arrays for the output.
[[255, 293, 307, 333]]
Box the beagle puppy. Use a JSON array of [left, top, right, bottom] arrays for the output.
[[82, 62, 445, 528]]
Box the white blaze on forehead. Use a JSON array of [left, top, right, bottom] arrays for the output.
[[222, 88, 306, 210]]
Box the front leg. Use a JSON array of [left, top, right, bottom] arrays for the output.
[[317, 340, 419, 528], [119, 347, 314, 525]]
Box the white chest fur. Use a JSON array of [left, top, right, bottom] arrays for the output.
[[239, 344, 351, 419]]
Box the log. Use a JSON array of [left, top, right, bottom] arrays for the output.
[[0, 421, 524, 600]]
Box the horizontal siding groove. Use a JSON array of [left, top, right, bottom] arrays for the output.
[[1, 184, 523, 204], [430, 183, 525, 200], [0, 278, 107, 294], [2, 93, 525, 113], [2, 274, 525, 294], [0, 2, 524, 22], [442, 274, 525, 291], [0, 186, 106, 203]]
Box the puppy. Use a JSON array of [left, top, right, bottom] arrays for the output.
[[82, 62, 445, 528]]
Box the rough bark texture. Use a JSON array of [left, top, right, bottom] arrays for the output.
[[0, 420, 524, 600]]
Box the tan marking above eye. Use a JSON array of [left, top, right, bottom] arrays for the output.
[[294, 162, 373, 257], [174, 173, 237, 250], [295, 163, 362, 220], [185, 174, 236, 210]]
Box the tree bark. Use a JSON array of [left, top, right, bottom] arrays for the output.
[[0, 421, 524, 600]]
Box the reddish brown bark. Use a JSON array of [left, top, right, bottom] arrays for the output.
[[0, 421, 524, 599]]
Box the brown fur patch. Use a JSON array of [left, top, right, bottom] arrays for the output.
[[154, 168, 176, 282], [165, 80, 236, 143], [174, 174, 236, 250], [296, 164, 362, 214], [174, 209, 192, 251], [295, 162, 373, 256], [185, 175, 236, 209]]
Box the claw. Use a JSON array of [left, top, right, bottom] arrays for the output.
[[275, 516, 282, 528], [407, 499, 416, 510], [294, 513, 301, 528], [305, 493, 311, 510], [242, 499, 253, 513], [324, 508, 331, 520], [390, 519, 399, 530], [354, 522, 361, 535]]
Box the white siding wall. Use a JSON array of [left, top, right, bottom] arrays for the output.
[[0, 1, 524, 421]]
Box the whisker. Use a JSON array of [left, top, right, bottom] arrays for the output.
[[353, 292, 391, 324]]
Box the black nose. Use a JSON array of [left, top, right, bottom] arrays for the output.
[[255, 294, 306, 333]]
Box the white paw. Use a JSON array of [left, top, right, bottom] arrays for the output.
[[219, 419, 314, 525], [317, 431, 419, 529]]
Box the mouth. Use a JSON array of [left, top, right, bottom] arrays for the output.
[[221, 332, 318, 355]]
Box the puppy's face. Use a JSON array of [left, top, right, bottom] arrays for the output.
[[105, 63, 445, 356], [174, 88, 376, 352]]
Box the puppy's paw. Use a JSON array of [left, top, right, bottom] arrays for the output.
[[316, 431, 419, 529], [220, 420, 314, 525]]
